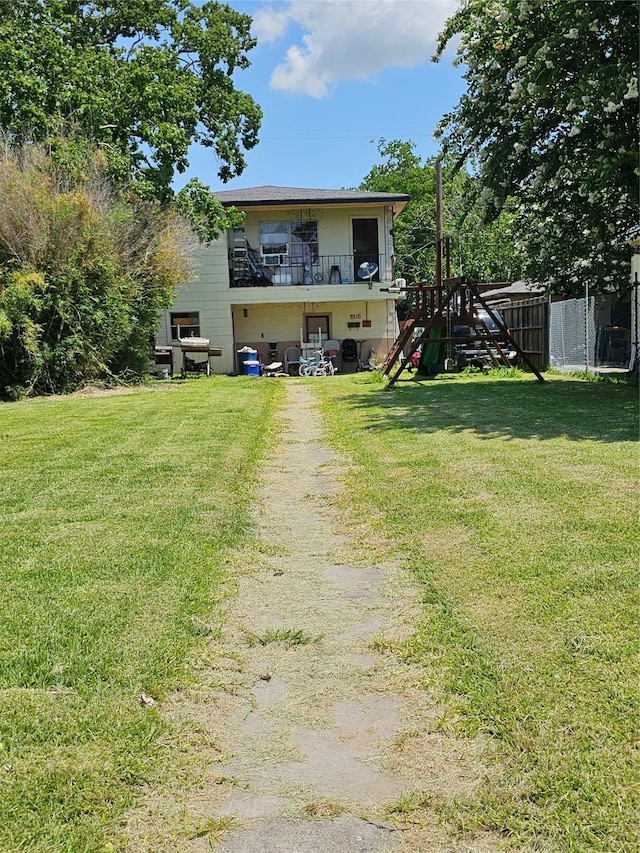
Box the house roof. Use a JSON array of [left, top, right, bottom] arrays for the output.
[[213, 185, 409, 213], [481, 280, 546, 301]]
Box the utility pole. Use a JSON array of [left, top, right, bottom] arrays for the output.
[[435, 158, 443, 289]]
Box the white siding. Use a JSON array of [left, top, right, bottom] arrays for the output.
[[156, 237, 237, 374], [156, 203, 403, 374]]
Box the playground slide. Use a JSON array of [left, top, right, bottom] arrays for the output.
[[418, 327, 445, 375]]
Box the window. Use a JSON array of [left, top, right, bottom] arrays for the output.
[[305, 314, 330, 343], [260, 220, 318, 265], [291, 220, 318, 264], [260, 221, 288, 261], [170, 311, 200, 340]]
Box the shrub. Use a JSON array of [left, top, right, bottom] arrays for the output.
[[0, 140, 196, 397]]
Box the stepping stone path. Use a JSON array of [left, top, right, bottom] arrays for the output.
[[124, 381, 504, 853]]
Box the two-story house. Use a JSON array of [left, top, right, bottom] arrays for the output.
[[155, 185, 409, 374]]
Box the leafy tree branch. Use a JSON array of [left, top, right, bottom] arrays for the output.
[[0, 0, 262, 203], [434, 0, 639, 295]]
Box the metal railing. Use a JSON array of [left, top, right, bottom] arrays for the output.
[[230, 253, 389, 287]]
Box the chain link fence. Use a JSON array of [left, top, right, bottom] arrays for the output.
[[549, 297, 597, 373], [549, 294, 635, 374]]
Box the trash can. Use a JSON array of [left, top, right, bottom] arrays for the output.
[[237, 347, 257, 374]]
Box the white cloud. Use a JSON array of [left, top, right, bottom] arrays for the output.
[[251, 0, 459, 98], [251, 6, 292, 41]]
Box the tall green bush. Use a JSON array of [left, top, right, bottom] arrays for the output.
[[0, 142, 195, 398]]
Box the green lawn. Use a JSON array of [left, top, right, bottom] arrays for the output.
[[315, 371, 639, 853], [1, 371, 637, 852], [0, 377, 282, 851]]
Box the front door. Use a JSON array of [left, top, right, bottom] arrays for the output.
[[305, 314, 330, 344], [352, 218, 379, 281]]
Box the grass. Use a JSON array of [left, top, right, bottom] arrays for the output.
[[0, 377, 282, 851], [245, 627, 319, 647], [314, 370, 639, 853], [1, 370, 638, 851]]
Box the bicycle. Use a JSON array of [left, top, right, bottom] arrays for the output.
[[298, 349, 336, 376]]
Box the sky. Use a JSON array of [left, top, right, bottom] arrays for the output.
[[174, 0, 466, 193]]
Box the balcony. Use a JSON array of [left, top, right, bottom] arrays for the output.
[[230, 253, 389, 288]]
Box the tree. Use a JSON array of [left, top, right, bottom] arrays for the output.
[[0, 140, 195, 398], [0, 1, 261, 396], [360, 139, 436, 286], [0, 0, 262, 215], [360, 139, 524, 289], [434, 0, 639, 295]]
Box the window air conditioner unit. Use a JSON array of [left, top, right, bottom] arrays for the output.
[[262, 254, 282, 266]]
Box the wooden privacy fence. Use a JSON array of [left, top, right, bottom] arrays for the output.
[[497, 297, 549, 371]]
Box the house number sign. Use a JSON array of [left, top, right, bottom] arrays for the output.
[[349, 314, 361, 320]]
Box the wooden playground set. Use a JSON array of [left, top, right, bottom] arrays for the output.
[[380, 161, 545, 387]]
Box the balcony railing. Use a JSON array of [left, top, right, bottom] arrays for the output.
[[230, 253, 389, 288]]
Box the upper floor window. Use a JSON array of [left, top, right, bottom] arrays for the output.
[[260, 220, 318, 265], [259, 221, 288, 261], [291, 220, 318, 264]]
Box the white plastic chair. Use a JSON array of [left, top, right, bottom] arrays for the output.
[[284, 346, 301, 374]]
